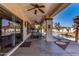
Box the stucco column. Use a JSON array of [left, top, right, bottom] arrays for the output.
[[75, 25, 79, 42], [74, 17, 79, 42], [46, 17, 53, 42]]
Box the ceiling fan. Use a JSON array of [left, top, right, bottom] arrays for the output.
[[27, 4, 45, 15]]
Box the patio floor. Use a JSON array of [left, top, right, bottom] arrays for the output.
[[11, 37, 79, 56]]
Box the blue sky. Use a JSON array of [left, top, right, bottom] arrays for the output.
[[53, 3, 79, 27], [2, 19, 9, 26]]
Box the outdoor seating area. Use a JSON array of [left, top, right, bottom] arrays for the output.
[[0, 3, 79, 56], [31, 29, 42, 39]]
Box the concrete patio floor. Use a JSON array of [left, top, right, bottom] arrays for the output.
[[11, 37, 79, 56]]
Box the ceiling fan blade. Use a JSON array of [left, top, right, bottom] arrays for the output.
[[38, 8, 45, 13], [30, 4, 37, 7], [27, 8, 35, 11], [39, 5, 45, 8], [34, 10, 37, 15]]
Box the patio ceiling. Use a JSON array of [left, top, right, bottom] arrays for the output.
[[0, 3, 69, 24]]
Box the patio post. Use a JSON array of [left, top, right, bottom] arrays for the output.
[[75, 25, 79, 42], [45, 16, 53, 42], [73, 16, 79, 42]]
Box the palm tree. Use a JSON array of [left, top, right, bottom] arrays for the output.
[[42, 23, 47, 32], [54, 22, 61, 33]]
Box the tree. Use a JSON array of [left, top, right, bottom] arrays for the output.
[[54, 22, 61, 32], [42, 23, 47, 32], [15, 24, 21, 29], [8, 21, 14, 28], [4, 26, 7, 33]]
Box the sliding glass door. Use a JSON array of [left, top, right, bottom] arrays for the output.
[[0, 17, 23, 54], [0, 18, 13, 53], [15, 18, 23, 45], [0, 11, 23, 56]]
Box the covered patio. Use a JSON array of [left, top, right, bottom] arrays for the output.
[[0, 3, 79, 56]]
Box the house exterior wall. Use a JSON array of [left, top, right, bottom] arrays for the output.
[[23, 21, 31, 41]]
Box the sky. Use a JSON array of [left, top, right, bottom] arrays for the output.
[[2, 19, 9, 26], [2, 19, 16, 26], [53, 3, 79, 27]]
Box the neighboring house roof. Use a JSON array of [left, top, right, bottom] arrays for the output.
[[53, 26, 73, 29]]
